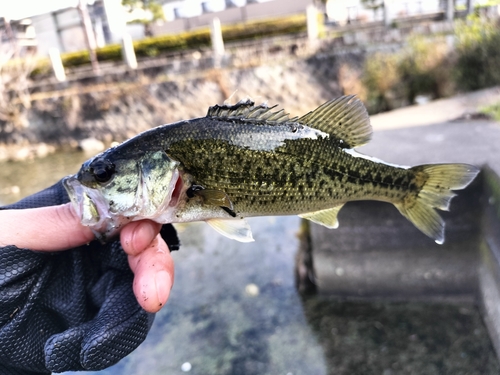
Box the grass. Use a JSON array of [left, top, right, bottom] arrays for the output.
[[480, 102, 500, 122]]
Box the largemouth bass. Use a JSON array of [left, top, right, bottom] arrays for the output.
[[64, 96, 479, 244]]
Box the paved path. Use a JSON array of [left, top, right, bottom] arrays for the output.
[[370, 86, 500, 130]]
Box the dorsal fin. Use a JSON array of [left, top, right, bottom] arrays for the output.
[[207, 99, 294, 124], [297, 96, 372, 148]]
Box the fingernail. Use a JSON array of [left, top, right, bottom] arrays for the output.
[[155, 270, 172, 307]]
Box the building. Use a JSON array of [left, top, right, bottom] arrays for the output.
[[29, 0, 126, 56], [0, 18, 37, 56]]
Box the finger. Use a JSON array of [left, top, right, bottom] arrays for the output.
[[128, 234, 174, 313], [120, 220, 162, 257], [0, 203, 95, 251]]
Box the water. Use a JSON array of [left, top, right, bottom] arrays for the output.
[[0, 150, 90, 206], [62, 218, 497, 375], [1, 152, 498, 374]]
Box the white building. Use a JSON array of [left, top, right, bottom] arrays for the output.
[[30, 0, 126, 56]]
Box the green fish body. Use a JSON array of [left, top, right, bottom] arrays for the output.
[[64, 96, 479, 243]]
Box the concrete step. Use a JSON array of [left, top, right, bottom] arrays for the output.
[[295, 118, 500, 357]]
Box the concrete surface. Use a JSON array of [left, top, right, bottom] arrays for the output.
[[299, 88, 500, 365], [370, 86, 500, 130]]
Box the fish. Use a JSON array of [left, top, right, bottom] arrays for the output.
[[63, 95, 479, 244]]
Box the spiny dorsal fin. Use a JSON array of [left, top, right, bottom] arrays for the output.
[[207, 99, 295, 124], [297, 96, 372, 148]]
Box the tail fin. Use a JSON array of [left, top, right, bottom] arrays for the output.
[[395, 164, 479, 244]]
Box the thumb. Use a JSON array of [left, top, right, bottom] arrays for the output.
[[0, 203, 95, 251]]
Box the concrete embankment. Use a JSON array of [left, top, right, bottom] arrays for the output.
[[295, 91, 500, 362]]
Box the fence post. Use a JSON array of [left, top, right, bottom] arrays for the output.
[[446, 0, 454, 21], [122, 33, 137, 69], [307, 5, 319, 43], [211, 17, 225, 68], [49, 48, 66, 82], [77, 0, 100, 74], [466, 0, 474, 14], [383, 0, 392, 27]]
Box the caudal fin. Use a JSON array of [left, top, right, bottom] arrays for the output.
[[395, 164, 479, 244]]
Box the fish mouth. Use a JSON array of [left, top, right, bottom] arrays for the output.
[[63, 175, 96, 225], [63, 175, 123, 240], [169, 171, 184, 208]]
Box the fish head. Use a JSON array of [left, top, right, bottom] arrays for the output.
[[64, 149, 181, 241]]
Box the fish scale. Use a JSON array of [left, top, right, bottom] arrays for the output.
[[64, 96, 479, 244], [166, 131, 419, 216]]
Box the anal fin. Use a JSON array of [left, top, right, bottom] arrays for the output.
[[206, 218, 254, 242], [299, 205, 344, 229]]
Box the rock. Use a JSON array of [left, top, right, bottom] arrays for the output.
[[78, 138, 105, 153]]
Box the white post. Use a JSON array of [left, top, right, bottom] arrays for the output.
[[466, 0, 474, 14], [122, 33, 137, 69], [446, 0, 454, 21], [211, 17, 225, 67], [383, 0, 392, 27], [307, 5, 319, 43], [77, 0, 100, 73], [49, 48, 66, 82]]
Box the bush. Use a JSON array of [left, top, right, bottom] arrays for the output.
[[481, 102, 500, 121], [363, 52, 402, 113], [362, 35, 453, 113], [398, 35, 452, 103], [222, 14, 307, 42], [454, 14, 500, 90]]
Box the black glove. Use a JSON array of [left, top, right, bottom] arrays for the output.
[[0, 180, 179, 374]]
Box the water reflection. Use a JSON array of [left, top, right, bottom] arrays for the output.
[[303, 297, 499, 375]]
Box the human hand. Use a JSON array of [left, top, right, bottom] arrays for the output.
[[0, 205, 175, 313], [121, 220, 175, 313], [0, 180, 179, 374]]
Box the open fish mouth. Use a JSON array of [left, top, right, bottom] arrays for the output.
[[63, 175, 122, 237], [63, 163, 183, 241]]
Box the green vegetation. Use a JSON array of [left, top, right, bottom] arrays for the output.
[[363, 35, 452, 113], [362, 14, 500, 113], [363, 52, 402, 112], [481, 102, 500, 121], [122, 0, 165, 24], [454, 14, 500, 90]]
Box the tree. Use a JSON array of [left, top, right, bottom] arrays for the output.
[[122, 0, 165, 36], [122, 0, 165, 22]]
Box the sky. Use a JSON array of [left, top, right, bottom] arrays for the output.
[[0, 0, 80, 20]]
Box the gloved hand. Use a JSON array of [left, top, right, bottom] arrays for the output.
[[0, 180, 179, 374]]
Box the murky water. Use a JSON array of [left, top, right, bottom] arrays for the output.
[[0, 151, 91, 206]]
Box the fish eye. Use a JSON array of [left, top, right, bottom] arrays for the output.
[[89, 159, 115, 184]]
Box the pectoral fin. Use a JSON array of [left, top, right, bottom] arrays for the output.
[[206, 218, 255, 242], [188, 186, 235, 215], [299, 205, 345, 229], [196, 189, 233, 209]]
